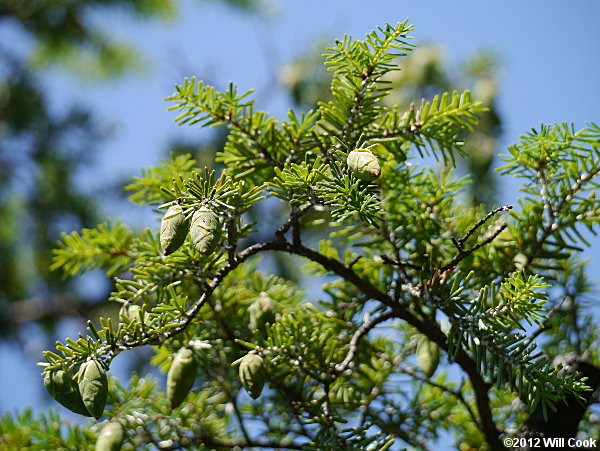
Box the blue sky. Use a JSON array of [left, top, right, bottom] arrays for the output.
[[1, 0, 599, 446], [40, 0, 600, 208]]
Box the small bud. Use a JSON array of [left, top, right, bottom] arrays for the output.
[[95, 421, 124, 451], [166, 347, 197, 409], [239, 353, 266, 399], [190, 207, 221, 255], [347, 149, 381, 182], [513, 253, 528, 270], [160, 205, 189, 256], [44, 368, 91, 417], [416, 336, 440, 378], [77, 359, 108, 419]]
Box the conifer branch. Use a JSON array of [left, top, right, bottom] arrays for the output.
[[454, 205, 513, 249], [334, 310, 395, 373], [227, 115, 284, 169], [188, 435, 305, 450], [281, 243, 504, 450], [121, 240, 283, 348], [441, 223, 508, 273]]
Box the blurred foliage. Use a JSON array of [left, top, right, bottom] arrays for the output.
[[0, 48, 103, 337], [0, 0, 265, 341], [0, 0, 265, 77]]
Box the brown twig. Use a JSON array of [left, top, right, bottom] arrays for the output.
[[454, 205, 513, 250], [381, 254, 422, 271], [440, 223, 508, 273], [275, 203, 313, 240], [334, 310, 394, 373]]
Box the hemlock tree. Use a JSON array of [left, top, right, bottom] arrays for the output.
[[5, 21, 599, 450]]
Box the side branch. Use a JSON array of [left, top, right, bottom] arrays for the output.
[[228, 115, 284, 169], [334, 309, 394, 373], [189, 435, 304, 450], [454, 205, 513, 249], [275, 203, 313, 239], [437, 205, 512, 274], [410, 319, 503, 451], [281, 242, 504, 450], [440, 223, 508, 273], [121, 241, 283, 348], [526, 162, 600, 267]]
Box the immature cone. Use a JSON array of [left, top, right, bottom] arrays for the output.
[[416, 336, 440, 378], [346, 149, 381, 182], [95, 421, 124, 451], [44, 368, 91, 417], [77, 359, 108, 419], [160, 205, 189, 255], [166, 347, 197, 409], [248, 293, 276, 333], [190, 207, 221, 255], [239, 353, 266, 399], [119, 304, 141, 323]]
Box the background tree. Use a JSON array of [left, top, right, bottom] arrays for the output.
[[1, 21, 598, 450], [0, 0, 263, 340]]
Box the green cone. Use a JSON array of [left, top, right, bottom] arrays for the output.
[[239, 353, 266, 399], [44, 368, 91, 417], [166, 347, 197, 409], [416, 336, 440, 378], [77, 359, 108, 419], [160, 205, 189, 255], [95, 421, 124, 451], [190, 207, 221, 255], [347, 149, 381, 182]]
